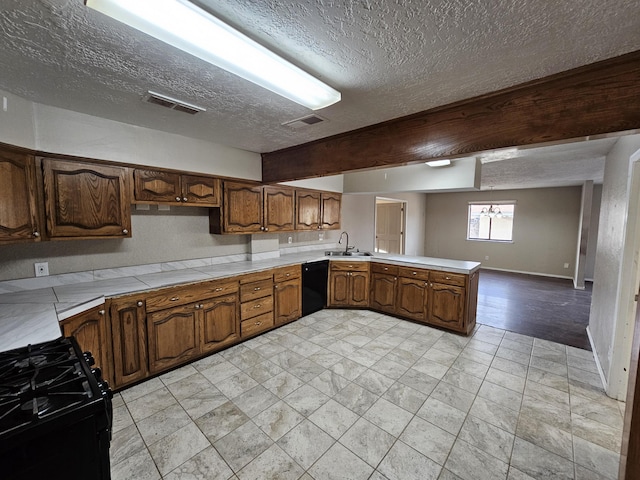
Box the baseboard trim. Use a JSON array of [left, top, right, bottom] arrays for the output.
[[481, 266, 573, 280], [586, 325, 609, 392]]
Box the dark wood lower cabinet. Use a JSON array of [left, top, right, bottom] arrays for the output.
[[147, 303, 200, 374], [108, 296, 148, 389], [60, 304, 112, 386], [370, 273, 397, 314], [275, 278, 302, 325], [200, 295, 240, 354], [396, 277, 428, 322], [428, 282, 465, 330]]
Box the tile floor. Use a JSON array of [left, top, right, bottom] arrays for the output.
[[110, 309, 624, 480]]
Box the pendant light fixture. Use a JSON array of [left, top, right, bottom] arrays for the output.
[[481, 187, 503, 218], [84, 0, 341, 110]]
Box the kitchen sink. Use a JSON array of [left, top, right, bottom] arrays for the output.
[[324, 250, 373, 257]]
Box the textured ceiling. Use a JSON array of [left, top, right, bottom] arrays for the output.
[[0, 0, 639, 187]]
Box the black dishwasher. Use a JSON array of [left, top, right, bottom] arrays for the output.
[[302, 260, 329, 316]]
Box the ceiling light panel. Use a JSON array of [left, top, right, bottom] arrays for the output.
[[85, 0, 341, 110]]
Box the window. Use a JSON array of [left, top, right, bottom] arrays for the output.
[[468, 202, 515, 241]]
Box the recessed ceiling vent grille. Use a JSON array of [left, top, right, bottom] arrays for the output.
[[282, 114, 326, 129], [143, 91, 206, 115]]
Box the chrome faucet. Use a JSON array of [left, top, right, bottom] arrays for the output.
[[338, 231, 354, 254]]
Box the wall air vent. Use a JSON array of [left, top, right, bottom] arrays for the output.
[[282, 114, 326, 129], [143, 91, 206, 115]]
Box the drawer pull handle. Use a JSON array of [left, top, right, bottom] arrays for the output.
[[195, 304, 200, 309], [286, 273, 290, 277], [254, 287, 261, 291], [98, 309, 105, 315], [170, 296, 179, 301], [384, 267, 388, 271], [255, 321, 262, 326], [215, 287, 223, 292], [254, 304, 261, 308], [412, 271, 417, 275], [445, 276, 451, 280]]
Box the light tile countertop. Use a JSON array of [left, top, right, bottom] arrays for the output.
[[0, 250, 480, 353]]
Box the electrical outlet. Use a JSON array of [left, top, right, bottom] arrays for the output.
[[319, 232, 324, 241], [564, 262, 570, 269], [484, 256, 489, 260], [287, 236, 293, 244], [34, 262, 49, 277]]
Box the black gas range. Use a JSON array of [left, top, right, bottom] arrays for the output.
[[0, 336, 113, 480]]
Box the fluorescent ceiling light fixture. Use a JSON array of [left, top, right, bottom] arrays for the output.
[[85, 0, 341, 110], [425, 159, 451, 167]]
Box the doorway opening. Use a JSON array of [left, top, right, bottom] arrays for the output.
[[374, 197, 406, 254]]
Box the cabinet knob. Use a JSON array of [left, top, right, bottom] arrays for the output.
[[264, 227, 269, 231], [98, 309, 105, 315], [175, 196, 181, 202], [170, 296, 180, 301], [194, 304, 200, 309], [260, 226, 265, 231], [384, 267, 388, 271], [33, 231, 40, 238], [412, 271, 417, 275], [286, 273, 290, 277], [445, 276, 451, 280], [122, 229, 129, 235], [137, 301, 143, 307], [182, 197, 188, 202]]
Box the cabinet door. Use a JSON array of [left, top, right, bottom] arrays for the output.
[[0, 150, 41, 244], [61, 305, 112, 386], [109, 297, 148, 388], [370, 273, 396, 313], [397, 277, 428, 322], [263, 186, 294, 232], [295, 190, 321, 230], [321, 193, 341, 230], [350, 271, 369, 306], [182, 175, 221, 206], [147, 304, 200, 374], [42, 158, 131, 238], [329, 271, 350, 306], [133, 169, 181, 203], [223, 181, 263, 233], [274, 278, 302, 325], [200, 295, 240, 354], [428, 283, 465, 331]]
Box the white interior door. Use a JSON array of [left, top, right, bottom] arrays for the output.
[[375, 198, 405, 254]]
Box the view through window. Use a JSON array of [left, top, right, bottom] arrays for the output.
[[468, 203, 515, 241]]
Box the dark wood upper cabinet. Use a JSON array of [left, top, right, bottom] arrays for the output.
[[263, 185, 295, 232], [0, 148, 41, 244], [42, 157, 131, 239], [295, 190, 321, 230], [217, 181, 264, 233], [321, 192, 342, 230], [133, 169, 220, 206]]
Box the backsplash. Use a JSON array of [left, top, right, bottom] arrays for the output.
[[0, 242, 336, 294]]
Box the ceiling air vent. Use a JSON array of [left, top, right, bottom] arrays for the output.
[[143, 91, 206, 115], [282, 114, 326, 129]]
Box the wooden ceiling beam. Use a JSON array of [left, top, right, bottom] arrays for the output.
[[262, 50, 640, 183]]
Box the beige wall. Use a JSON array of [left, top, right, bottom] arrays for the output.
[[423, 187, 582, 277], [341, 192, 426, 256], [589, 134, 640, 399]]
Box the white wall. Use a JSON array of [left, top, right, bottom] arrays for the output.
[[341, 192, 426, 256], [0, 90, 36, 149], [589, 134, 640, 399], [585, 184, 602, 280], [423, 187, 582, 277]]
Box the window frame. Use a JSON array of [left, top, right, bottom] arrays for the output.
[[467, 201, 516, 243]]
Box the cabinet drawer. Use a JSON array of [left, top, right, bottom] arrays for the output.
[[371, 263, 398, 275], [398, 266, 430, 281], [239, 272, 273, 285], [274, 265, 301, 283], [241, 312, 274, 337], [240, 280, 273, 302], [241, 295, 274, 320], [330, 261, 369, 272], [146, 280, 238, 312], [431, 271, 466, 287]]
